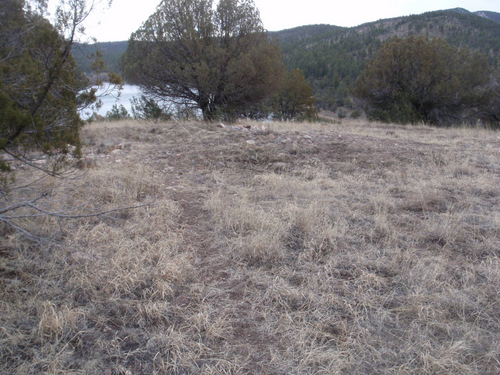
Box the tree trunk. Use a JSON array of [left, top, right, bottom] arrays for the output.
[[199, 96, 218, 122]]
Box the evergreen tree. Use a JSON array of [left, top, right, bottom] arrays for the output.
[[0, 0, 124, 239], [0, 0, 122, 177], [0, 0, 84, 174], [354, 36, 495, 126], [121, 0, 285, 122], [273, 69, 317, 121]]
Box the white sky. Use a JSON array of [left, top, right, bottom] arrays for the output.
[[54, 0, 500, 42]]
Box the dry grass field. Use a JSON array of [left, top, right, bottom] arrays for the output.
[[1, 119, 499, 374]]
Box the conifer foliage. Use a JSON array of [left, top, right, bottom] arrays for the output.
[[0, 0, 121, 239], [273, 69, 317, 121], [0, 0, 87, 174], [354, 36, 497, 126], [121, 0, 285, 122]]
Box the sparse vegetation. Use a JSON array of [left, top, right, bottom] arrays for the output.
[[1, 118, 499, 373], [2, 2, 500, 373]]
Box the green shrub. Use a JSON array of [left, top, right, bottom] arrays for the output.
[[130, 95, 172, 122], [354, 36, 496, 126], [105, 104, 131, 121], [350, 109, 362, 119]]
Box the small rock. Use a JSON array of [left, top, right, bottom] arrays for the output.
[[303, 135, 312, 140], [252, 125, 268, 134], [118, 143, 132, 150], [110, 149, 122, 155], [115, 159, 122, 163], [217, 123, 225, 128], [246, 139, 256, 145], [216, 161, 226, 168], [97, 139, 119, 154]]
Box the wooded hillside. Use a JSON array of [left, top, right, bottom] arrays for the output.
[[273, 8, 500, 110], [72, 41, 128, 75]]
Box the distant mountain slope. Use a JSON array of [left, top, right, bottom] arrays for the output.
[[271, 24, 347, 44], [274, 8, 500, 110], [475, 11, 500, 24], [72, 41, 128, 74]]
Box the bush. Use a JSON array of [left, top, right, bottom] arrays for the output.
[[272, 69, 318, 122], [350, 109, 362, 119], [105, 104, 131, 121], [354, 36, 496, 126], [130, 95, 172, 122]]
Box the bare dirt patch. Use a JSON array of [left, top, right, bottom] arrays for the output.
[[1, 119, 499, 374]]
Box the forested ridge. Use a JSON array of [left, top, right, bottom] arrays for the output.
[[72, 8, 500, 111], [72, 41, 128, 76], [273, 8, 500, 110]]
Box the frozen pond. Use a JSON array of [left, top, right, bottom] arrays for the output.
[[80, 84, 143, 119], [80, 84, 202, 120]]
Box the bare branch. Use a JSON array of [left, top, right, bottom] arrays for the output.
[[1, 192, 155, 243], [2, 149, 76, 178], [0, 193, 50, 215], [3, 201, 155, 219]]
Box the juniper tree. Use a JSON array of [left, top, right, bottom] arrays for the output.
[[0, 0, 127, 240], [121, 0, 285, 122], [354, 36, 495, 126], [272, 69, 317, 121]]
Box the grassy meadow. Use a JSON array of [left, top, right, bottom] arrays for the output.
[[1, 119, 499, 374]]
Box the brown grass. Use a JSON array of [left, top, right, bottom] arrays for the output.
[[1, 119, 499, 374]]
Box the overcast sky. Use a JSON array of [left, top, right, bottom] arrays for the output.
[[61, 0, 500, 42]]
